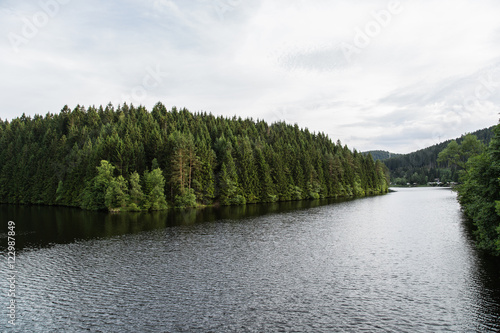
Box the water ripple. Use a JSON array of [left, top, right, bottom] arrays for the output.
[[1, 188, 499, 332]]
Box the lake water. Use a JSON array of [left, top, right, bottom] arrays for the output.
[[1, 187, 499, 332]]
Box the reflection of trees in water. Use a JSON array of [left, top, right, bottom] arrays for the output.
[[458, 213, 500, 331], [1, 198, 354, 251]]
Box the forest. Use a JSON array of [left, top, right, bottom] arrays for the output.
[[383, 126, 495, 185], [0, 103, 390, 211], [362, 150, 401, 161], [435, 124, 500, 256], [450, 125, 500, 256]]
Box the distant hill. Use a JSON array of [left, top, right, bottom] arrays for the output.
[[383, 126, 496, 185], [362, 150, 402, 161]]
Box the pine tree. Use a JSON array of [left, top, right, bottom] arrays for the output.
[[255, 147, 276, 202], [129, 171, 144, 210], [236, 136, 259, 203], [0, 103, 389, 211]]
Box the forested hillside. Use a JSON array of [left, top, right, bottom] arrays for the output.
[[0, 103, 389, 211], [384, 126, 495, 185], [362, 150, 401, 161]]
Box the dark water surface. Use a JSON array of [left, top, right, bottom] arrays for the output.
[[1, 188, 499, 332]]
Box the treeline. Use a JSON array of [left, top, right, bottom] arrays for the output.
[[438, 124, 500, 256], [0, 103, 389, 211], [384, 126, 495, 185]]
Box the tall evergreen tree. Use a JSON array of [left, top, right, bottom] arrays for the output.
[[129, 171, 144, 211]]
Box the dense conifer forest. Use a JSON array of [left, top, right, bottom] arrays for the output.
[[0, 103, 389, 211]]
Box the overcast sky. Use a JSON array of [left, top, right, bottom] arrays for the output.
[[1, 0, 500, 153]]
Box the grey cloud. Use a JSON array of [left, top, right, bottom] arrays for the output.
[[2, 0, 500, 154]]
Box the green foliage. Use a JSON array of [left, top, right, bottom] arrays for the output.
[[437, 140, 461, 168], [128, 171, 144, 208], [143, 168, 168, 211], [353, 176, 365, 197], [218, 161, 246, 205], [168, 131, 199, 204], [105, 175, 128, 210], [255, 147, 276, 202], [55, 180, 64, 203], [174, 188, 197, 208], [0, 103, 390, 211], [385, 126, 495, 185], [437, 135, 485, 170], [457, 124, 500, 256], [127, 203, 142, 212], [81, 160, 115, 210]]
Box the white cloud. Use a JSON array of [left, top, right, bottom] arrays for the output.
[[1, 0, 500, 153]]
